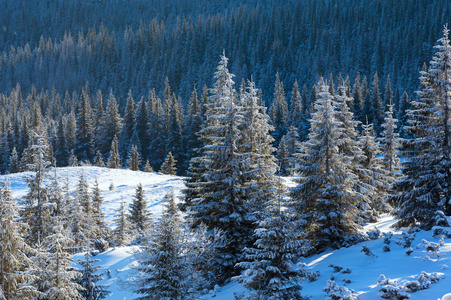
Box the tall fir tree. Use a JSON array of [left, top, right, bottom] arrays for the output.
[[235, 178, 311, 300], [133, 190, 187, 300], [77, 251, 110, 300], [184, 53, 252, 281], [0, 179, 38, 300], [74, 88, 94, 162], [128, 183, 152, 235], [19, 132, 53, 245], [119, 90, 136, 161], [270, 73, 289, 146], [358, 119, 389, 219], [380, 102, 401, 192], [127, 145, 141, 171], [289, 80, 303, 132], [107, 135, 121, 169], [291, 78, 360, 249], [160, 151, 177, 175], [96, 89, 123, 155], [391, 27, 451, 228], [112, 199, 132, 246], [33, 220, 82, 300]]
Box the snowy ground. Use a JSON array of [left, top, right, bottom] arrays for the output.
[[3, 167, 451, 299]]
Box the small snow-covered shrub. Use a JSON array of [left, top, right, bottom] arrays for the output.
[[342, 232, 367, 247], [384, 233, 393, 245], [367, 226, 382, 240], [376, 275, 409, 300], [377, 272, 444, 299], [433, 210, 450, 227], [404, 271, 444, 292], [405, 247, 413, 256], [432, 226, 451, 238], [94, 238, 109, 252], [323, 280, 357, 300], [328, 264, 343, 273], [418, 239, 442, 257], [394, 230, 416, 248], [361, 246, 377, 258], [383, 244, 391, 252], [341, 268, 352, 274], [342, 278, 351, 284]]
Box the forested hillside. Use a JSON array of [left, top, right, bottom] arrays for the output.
[[0, 0, 450, 100], [1, 1, 451, 299]]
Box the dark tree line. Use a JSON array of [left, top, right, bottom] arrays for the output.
[[0, 0, 450, 103]]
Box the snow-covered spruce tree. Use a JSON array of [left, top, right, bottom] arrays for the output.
[[182, 86, 205, 174], [128, 183, 152, 236], [91, 179, 110, 242], [390, 27, 451, 228], [358, 119, 389, 219], [291, 78, 360, 249], [380, 102, 401, 197], [96, 89, 123, 155], [127, 144, 142, 171], [47, 168, 67, 223], [74, 88, 94, 162], [277, 136, 291, 176], [112, 199, 132, 246], [19, 131, 53, 245], [239, 79, 278, 209], [334, 84, 374, 224], [270, 73, 289, 146], [119, 90, 136, 161], [282, 125, 302, 175], [143, 160, 153, 172], [95, 150, 106, 167], [70, 172, 97, 250], [9, 147, 19, 173], [107, 135, 121, 169], [133, 190, 187, 300], [290, 80, 303, 132], [160, 151, 177, 175], [234, 178, 311, 300], [183, 54, 255, 281], [77, 251, 110, 300], [33, 220, 82, 300], [0, 179, 38, 299]]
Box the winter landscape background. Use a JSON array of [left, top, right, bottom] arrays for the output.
[[0, 0, 451, 299]]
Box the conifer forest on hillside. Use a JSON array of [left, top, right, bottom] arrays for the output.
[[0, 0, 451, 299]]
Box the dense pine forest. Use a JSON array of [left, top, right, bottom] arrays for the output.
[[1, 0, 451, 299]]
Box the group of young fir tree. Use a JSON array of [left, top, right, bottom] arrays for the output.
[[180, 27, 451, 298], [1, 27, 450, 300]]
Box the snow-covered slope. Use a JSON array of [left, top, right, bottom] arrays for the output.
[[5, 166, 185, 224], [3, 167, 451, 299]]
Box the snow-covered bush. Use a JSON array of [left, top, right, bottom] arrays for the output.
[[328, 264, 343, 273], [384, 233, 392, 244], [341, 268, 352, 274], [377, 272, 444, 299], [94, 238, 109, 252], [418, 239, 442, 257], [405, 248, 413, 256], [394, 230, 416, 248], [361, 246, 377, 258], [383, 244, 391, 252], [376, 275, 409, 300], [433, 210, 450, 227], [299, 267, 320, 282], [323, 280, 357, 300], [432, 226, 451, 238], [367, 226, 382, 240], [404, 271, 444, 292]]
